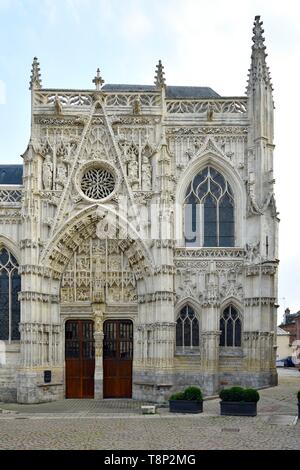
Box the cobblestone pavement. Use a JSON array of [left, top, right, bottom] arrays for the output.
[[0, 368, 299, 450]]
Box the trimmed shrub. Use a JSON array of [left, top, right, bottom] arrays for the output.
[[297, 391, 300, 402], [170, 386, 203, 402], [243, 388, 260, 403], [220, 386, 244, 402], [183, 386, 203, 402], [219, 386, 259, 402], [169, 392, 185, 401]]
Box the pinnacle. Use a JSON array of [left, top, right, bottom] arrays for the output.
[[29, 56, 42, 90], [92, 68, 105, 90], [252, 15, 266, 51], [247, 16, 273, 94], [154, 60, 166, 89]]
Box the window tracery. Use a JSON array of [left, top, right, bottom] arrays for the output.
[[0, 248, 20, 341], [176, 305, 199, 352], [220, 305, 241, 347], [81, 167, 115, 200], [184, 166, 234, 247]]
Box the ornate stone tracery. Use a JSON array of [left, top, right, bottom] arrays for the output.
[[61, 238, 137, 304], [81, 167, 115, 200]]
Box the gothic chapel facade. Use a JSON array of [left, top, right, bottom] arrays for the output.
[[0, 17, 279, 403]]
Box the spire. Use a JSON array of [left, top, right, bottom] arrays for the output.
[[247, 16, 273, 94], [92, 68, 105, 90], [29, 57, 42, 90], [154, 60, 166, 89]]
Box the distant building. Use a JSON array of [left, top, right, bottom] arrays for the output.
[[279, 308, 300, 346], [276, 327, 290, 360]]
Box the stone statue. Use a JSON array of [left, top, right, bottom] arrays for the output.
[[207, 103, 214, 121], [42, 155, 53, 190], [133, 98, 141, 115], [56, 162, 67, 190], [142, 157, 152, 191], [54, 96, 63, 115], [94, 309, 104, 333], [246, 241, 261, 263], [128, 158, 139, 190]]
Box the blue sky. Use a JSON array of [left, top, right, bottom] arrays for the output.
[[0, 0, 300, 317]]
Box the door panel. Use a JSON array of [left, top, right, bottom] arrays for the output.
[[65, 320, 95, 398], [103, 320, 133, 398]]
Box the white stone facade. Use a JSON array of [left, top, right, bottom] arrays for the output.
[[0, 17, 279, 403]]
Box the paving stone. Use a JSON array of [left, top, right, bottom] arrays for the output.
[[0, 368, 299, 450]]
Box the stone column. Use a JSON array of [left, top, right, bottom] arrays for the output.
[[92, 303, 105, 399]]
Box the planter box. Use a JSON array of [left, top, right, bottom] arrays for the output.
[[220, 401, 257, 417], [169, 400, 203, 413]]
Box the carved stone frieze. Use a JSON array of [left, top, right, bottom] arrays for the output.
[[34, 116, 85, 126], [138, 291, 176, 304], [174, 248, 246, 259], [18, 292, 59, 303], [166, 126, 248, 136], [18, 264, 61, 280], [244, 297, 276, 307]]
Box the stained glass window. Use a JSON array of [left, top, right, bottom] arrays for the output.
[[184, 166, 235, 247], [220, 305, 241, 347], [0, 248, 20, 341], [176, 306, 199, 352]]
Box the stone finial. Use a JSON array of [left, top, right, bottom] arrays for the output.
[[252, 15, 266, 51], [247, 16, 273, 93], [29, 57, 42, 90], [93, 68, 105, 90], [154, 60, 166, 89]]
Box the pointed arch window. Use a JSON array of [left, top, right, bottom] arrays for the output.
[[220, 305, 241, 347], [0, 248, 20, 341], [176, 305, 199, 352], [184, 166, 234, 247]]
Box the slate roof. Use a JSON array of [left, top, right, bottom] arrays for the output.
[[102, 84, 220, 98], [0, 165, 23, 184], [277, 326, 290, 336]]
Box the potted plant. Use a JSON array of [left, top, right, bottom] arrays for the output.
[[297, 391, 300, 418], [169, 386, 203, 413], [219, 386, 259, 416]]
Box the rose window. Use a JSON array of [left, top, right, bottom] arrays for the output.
[[81, 167, 115, 200]]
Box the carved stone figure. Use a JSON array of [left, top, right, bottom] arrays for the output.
[[141, 157, 152, 191], [56, 163, 67, 190], [54, 96, 63, 115], [128, 159, 139, 190], [93, 309, 104, 332], [42, 154, 53, 190], [133, 98, 141, 115], [246, 242, 261, 263]]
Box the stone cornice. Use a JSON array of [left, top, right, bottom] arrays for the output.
[[20, 239, 44, 249], [18, 291, 59, 303], [19, 322, 61, 333], [244, 297, 276, 307], [246, 263, 277, 276], [138, 291, 176, 304], [150, 239, 176, 249], [154, 265, 176, 275], [18, 264, 61, 280], [175, 248, 246, 259]]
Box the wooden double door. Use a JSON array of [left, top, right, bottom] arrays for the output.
[[103, 320, 133, 398], [65, 319, 133, 399], [65, 320, 95, 398]]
